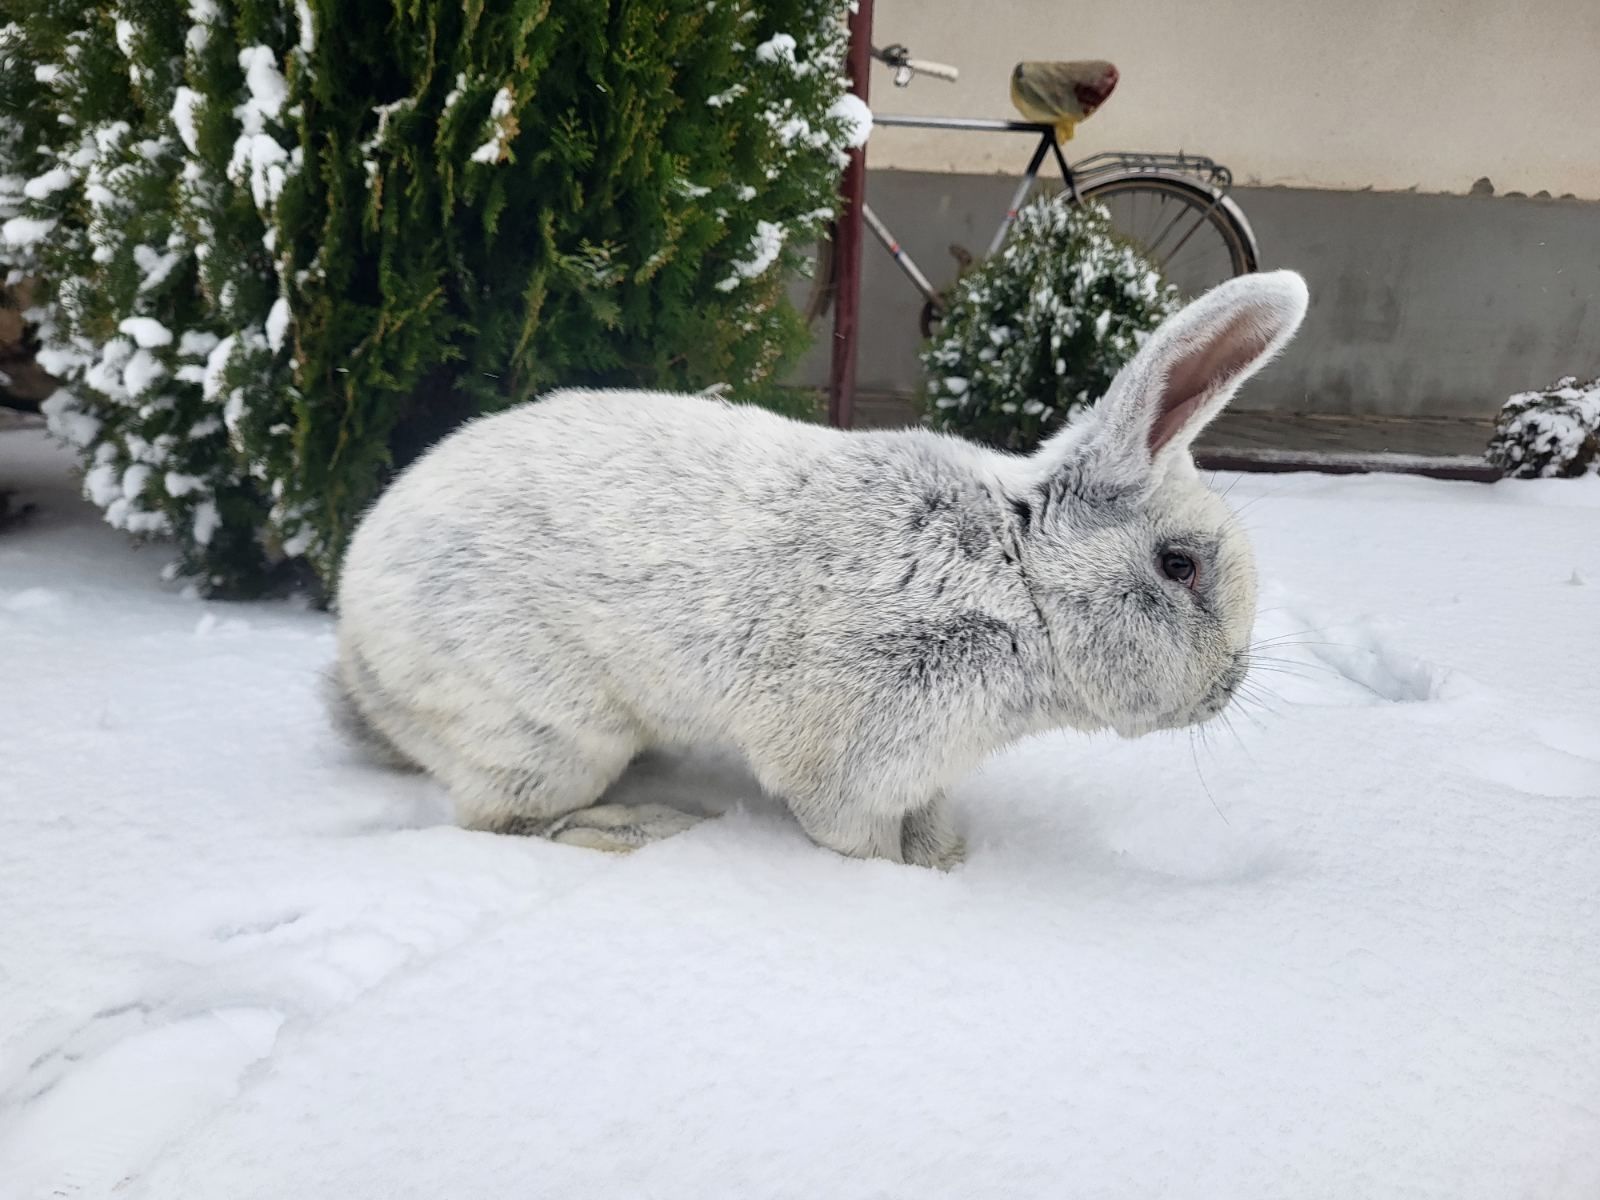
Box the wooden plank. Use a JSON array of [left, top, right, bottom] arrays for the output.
[[1196, 450, 1503, 483]]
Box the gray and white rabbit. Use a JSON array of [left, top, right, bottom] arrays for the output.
[[331, 270, 1308, 867]]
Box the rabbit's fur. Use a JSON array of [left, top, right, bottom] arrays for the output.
[[332, 271, 1308, 867]]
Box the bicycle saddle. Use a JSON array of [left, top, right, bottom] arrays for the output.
[[1010, 60, 1119, 140]]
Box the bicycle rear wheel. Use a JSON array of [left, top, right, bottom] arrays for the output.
[[800, 226, 947, 338], [1078, 174, 1258, 297], [800, 226, 837, 329]]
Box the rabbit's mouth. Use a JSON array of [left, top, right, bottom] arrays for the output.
[[1111, 657, 1246, 737], [1190, 656, 1249, 723]]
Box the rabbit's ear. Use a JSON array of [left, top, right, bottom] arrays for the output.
[[1043, 271, 1308, 484]]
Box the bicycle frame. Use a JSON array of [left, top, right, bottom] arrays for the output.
[[861, 115, 1066, 308], [861, 113, 1241, 309]]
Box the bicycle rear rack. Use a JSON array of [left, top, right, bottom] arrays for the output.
[[1070, 151, 1235, 192]]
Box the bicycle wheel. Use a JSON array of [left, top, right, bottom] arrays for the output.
[[801, 226, 948, 339], [800, 224, 837, 329], [1078, 174, 1258, 297]]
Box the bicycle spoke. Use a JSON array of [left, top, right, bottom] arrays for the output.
[[1144, 204, 1202, 262], [1172, 212, 1211, 260], [1085, 178, 1247, 297], [1165, 228, 1229, 281]]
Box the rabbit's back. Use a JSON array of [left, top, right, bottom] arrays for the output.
[[338, 390, 1029, 746], [340, 392, 821, 735]]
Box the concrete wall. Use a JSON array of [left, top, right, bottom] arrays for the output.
[[792, 172, 1600, 419], [864, 0, 1600, 200]]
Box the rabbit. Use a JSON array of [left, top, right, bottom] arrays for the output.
[[330, 270, 1308, 868]]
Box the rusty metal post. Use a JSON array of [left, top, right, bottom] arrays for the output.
[[826, 0, 873, 429]]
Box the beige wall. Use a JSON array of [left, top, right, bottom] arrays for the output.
[[864, 0, 1600, 200]]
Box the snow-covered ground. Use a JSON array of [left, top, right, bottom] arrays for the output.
[[3, 423, 1599, 1199]]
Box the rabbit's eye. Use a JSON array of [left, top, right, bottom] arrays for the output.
[[1160, 551, 1197, 587]]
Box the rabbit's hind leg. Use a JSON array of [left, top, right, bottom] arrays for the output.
[[329, 646, 425, 772], [447, 717, 701, 853]]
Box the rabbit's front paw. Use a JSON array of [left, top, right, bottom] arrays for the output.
[[901, 798, 966, 871]]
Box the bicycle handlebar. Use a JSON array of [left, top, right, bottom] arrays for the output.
[[905, 57, 959, 82], [873, 44, 960, 86]]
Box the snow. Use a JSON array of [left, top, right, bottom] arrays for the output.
[[191, 497, 220, 544], [361, 96, 417, 183], [368, 95, 415, 143], [22, 168, 73, 200], [442, 72, 468, 114], [170, 86, 202, 155], [201, 333, 236, 401], [827, 92, 872, 148], [1, 214, 57, 248], [715, 219, 787, 291], [39, 389, 100, 448], [228, 47, 292, 210], [280, 522, 315, 558], [118, 316, 174, 349], [179, 330, 220, 357], [120, 462, 152, 498], [765, 102, 836, 151], [164, 471, 204, 497], [469, 86, 516, 164], [264, 296, 291, 353], [2, 428, 1600, 1198], [223, 388, 248, 433], [35, 343, 90, 379], [229, 133, 289, 210], [132, 245, 182, 294], [755, 32, 797, 62], [82, 458, 122, 506], [236, 45, 287, 121], [84, 337, 134, 399], [754, 32, 811, 75], [121, 348, 167, 397], [293, 0, 315, 53]]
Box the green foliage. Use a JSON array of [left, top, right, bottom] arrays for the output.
[[1485, 376, 1600, 478], [2, 0, 854, 594], [918, 198, 1179, 453]]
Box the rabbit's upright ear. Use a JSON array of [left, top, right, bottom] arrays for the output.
[[1041, 271, 1308, 486]]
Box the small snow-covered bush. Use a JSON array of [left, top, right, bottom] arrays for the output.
[[918, 199, 1179, 452], [1, 0, 859, 596], [1485, 377, 1600, 478]]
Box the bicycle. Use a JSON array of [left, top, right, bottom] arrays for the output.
[[805, 45, 1261, 337]]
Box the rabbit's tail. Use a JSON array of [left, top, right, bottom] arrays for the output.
[[325, 651, 421, 773]]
